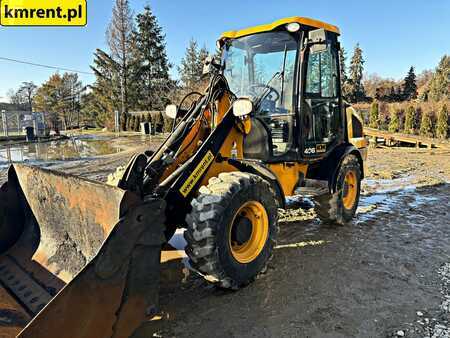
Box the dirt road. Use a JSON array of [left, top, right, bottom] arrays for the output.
[[152, 147, 450, 337], [0, 140, 449, 337], [157, 183, 450, 338]]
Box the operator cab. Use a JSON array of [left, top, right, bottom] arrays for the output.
[[219, 17, 343, 163]]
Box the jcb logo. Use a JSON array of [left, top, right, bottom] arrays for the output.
[[316, 144, 326, 153]]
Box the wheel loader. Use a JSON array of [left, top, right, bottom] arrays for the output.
[[0, 16, 367, 337]]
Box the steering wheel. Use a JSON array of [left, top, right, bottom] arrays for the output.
[[249, 84, 280, 102]]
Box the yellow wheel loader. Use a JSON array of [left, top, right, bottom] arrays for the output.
[[0, 17, 367, 337]]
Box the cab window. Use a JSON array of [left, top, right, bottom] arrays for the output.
[[301, 43, 341, 156]]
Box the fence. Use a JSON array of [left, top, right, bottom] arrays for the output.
[[0, 111, 46, 138]]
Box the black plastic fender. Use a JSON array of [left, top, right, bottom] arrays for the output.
[[228, 158, 285, 208], [306, 143, 364, 193], [328, 144, 365, 193]]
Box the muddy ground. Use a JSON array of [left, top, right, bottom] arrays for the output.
[[1, 139, 449, 337]]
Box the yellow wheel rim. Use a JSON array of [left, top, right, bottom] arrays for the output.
[[342, 171, 357, 210], [229, 201, 269, 264]]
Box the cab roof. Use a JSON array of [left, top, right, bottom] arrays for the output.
[[220, 16, 340, 41]]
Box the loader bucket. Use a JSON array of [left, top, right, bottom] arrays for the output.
[[0, 164, 166, 338]]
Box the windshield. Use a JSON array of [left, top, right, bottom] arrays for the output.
[[222, 31, 298, 114], [222, 31, 299, 156]]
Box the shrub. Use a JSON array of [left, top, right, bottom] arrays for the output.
[[436, 104, 449, 139], [134, 115, 141, 132], [150, 111, 164, 132], [420, 111, 434, 138], [129, 115, 135, 131], [163, 116, 174, 132], [120, 112, 128, 131], [369, 101, 379, 128], [388, 108, 400, 133], [404, 106, 415, 134]]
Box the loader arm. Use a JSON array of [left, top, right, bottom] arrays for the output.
[[0, 74, 237, 338]]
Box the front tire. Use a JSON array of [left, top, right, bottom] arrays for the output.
[[184, 172, 278, 289], [314, 154, 361, 225]]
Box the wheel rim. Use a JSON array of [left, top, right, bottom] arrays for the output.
[[342, 170, 357, 210], [229, 201, 269, 264]]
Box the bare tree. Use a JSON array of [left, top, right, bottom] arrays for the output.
[[107, 0, 134, 116], [17, 82, 38, 111], [7, 89, 22, 106]]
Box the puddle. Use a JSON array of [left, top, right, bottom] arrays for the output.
[[0, 135, 120, 168], [363, 176, 418, 194], [0, 134, 160, 169], [357, 185, 441, 224], [285, 195, 315, 209]]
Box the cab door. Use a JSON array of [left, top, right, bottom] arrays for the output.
[[299, 38, 343, 159]]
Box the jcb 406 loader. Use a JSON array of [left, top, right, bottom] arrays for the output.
[[0, 17, 367, 338]]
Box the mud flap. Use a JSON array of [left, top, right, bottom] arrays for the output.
[[0, 164, 166, 338]]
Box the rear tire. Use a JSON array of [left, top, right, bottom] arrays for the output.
[[314, 154, 361, 225], [184, 172, 278, 289]]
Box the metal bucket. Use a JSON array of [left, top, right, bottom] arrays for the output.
[[0, 164, 166, 338]]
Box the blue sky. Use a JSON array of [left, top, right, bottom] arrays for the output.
[[0, 0, 448, 100]]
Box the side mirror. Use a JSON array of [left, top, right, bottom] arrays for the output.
[[308, 28, 327, 53], [165, 104, 178, 119], [233, 98, 253, 117], [203, 54, 221, 75]]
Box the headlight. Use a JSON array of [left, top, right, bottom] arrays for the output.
[[165, 104, 178, 119], [233, 98, 253, 117]]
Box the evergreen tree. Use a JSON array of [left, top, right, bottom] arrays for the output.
[[129, 115, 136, 131], [134, 115, 141, 131], [339, 47, 347, 84], [126, 113, 131, 130], [80, 92, 101, 127], [130, 5, 173, 111], [347, 43, 366, 103], [153, 111, 164, 132], [428, 55, 449, 102], [163, 116, 174, 132], [90, 49, 122, 127], [369, 100, 379, 128], [198, 45, 209, 72], [107, 0, 134, 115], [120, 112, 128, 131], [339, 47, 350, 99], [388, 108, 400, 133], [387, 86, 396, 102], [402, 66, 417, 101], [436, 104, 448, 139], [178, 39, 208, 92], [404, 106, 415, 134], [420, 111, 434, 138], [414, 107, 422, 134]]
